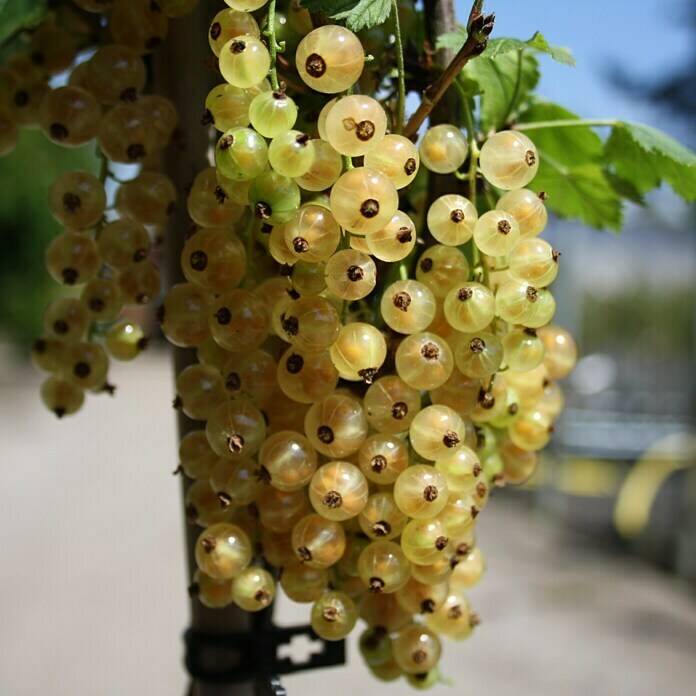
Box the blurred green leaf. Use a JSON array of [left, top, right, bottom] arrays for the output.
[[605, 122, 696, 201], [533, 162, 623, 230], [518, 102, 604, 165], [486, 32, 575, 65], [300, 0, 391, 32], [462, 52, 540, 131], [436, 26, 468, 50], [0, 0, 47, 45], [0, 129, 98, 348]]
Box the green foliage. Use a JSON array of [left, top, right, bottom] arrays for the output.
[[0, 0, 47, 45], [605, 123, 696, 201], [300, 0, 392, 32], [517, 102, 622, 229], [435, 25, 468, 51], [485, 33, 575, 65], [0, 130, 98, 347], [462, 52, 540, 132], [437, 28, 575, 66]]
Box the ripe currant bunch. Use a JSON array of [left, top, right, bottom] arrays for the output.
[[159, 0, 578, 688], [4, 0, 596, 689], [1, 0, 200, 416]]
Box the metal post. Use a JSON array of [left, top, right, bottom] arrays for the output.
[[152, 5, 255, 695]]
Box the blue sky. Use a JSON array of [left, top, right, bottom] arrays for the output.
[[455, 0, 693, 138]]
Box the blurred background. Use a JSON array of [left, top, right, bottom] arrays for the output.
[[0, 0, 694, 694]]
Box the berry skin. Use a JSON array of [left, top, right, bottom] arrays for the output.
[[206, 399, 267, 460], [394, 332, 454, 391], [381, 280, 436, 335], [296, 26, 365, 94], [473, 210, 521, 257], [538, 325, 578, 379], [294, 139, 343, 192], [419, 124, 468, 174], [194, 523, 252, 580], [409, 405, 466, 461], [215, 127, 268, 182], [43, 298, 90, 343], [495, 281, 556, 328], [358, 433, 409, 485], [48, 171, 106, 230], [364, 134, 420, 189], [508, 238, 560, 287], [208, 9, 260, 56], [280, 562, 329, 603], [443, 282, 495, 333], [496, 188, 548, 237], [309, 461, 369, 522], [393, 625, 442, 675], [304, 393, 368, 458], [45, 231, 100, 286], [311, 590, 358, 640], [105, 321, 148, 361], [160, 283, 211, 348], [454, 332, 504, 379], [219, 37, 270, 89], [358, 540, 411, 594], [324, 249, 377, 300], [416, 245, 469, 298], [191, 570, 234, 609], [479, 130, 539, 190], [249, 90, 298, 138], [365, 210, 417, 263], [325, 95, 387, 157], [364, 376, 421, 434], [232, 567, 275, 612], [41, 375, 84, 418], [329, 323, 387, 383], [258, 430, 318, 492], [39, 86, 100, 147], [329, 167, 399, 236], [292, 514, 346, 568], [427, 194, 477, 246], [269, 130, 315, 178], [394, 465, 449, 520]]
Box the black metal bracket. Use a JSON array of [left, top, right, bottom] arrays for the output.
[[184, 609, 345, 694]]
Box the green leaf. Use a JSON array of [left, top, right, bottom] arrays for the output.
[[518, 102, 603, 166], [605, 172, 646, 206], [0, 0, 46, 45], [462, 52, 540, 131], [604, 122, 696, 201], [516, 102, 621, 228], [533, 161, 623, 231], [436, 26, 467, 50], [486, 31, 575, 65], [300, 0, 391, 32]]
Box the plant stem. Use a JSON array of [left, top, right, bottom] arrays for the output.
[[514, 118, 618, 131], [391, 0, 406, 132], [458, 83, 479, 206], [264, 0, 283, 91], [403, 1, 494, 139]]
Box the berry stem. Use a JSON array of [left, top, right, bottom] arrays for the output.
[[459, 85, 479, 207], [514, 118, 618, 131], [241, 212, 256, 288], [391, 0, 407, 133], [402, 3, 495, 139], [264, 0, 284, 92]]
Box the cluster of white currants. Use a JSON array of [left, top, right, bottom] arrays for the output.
[[9, 0, 199, 415], [159, 3, 580, 689]]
